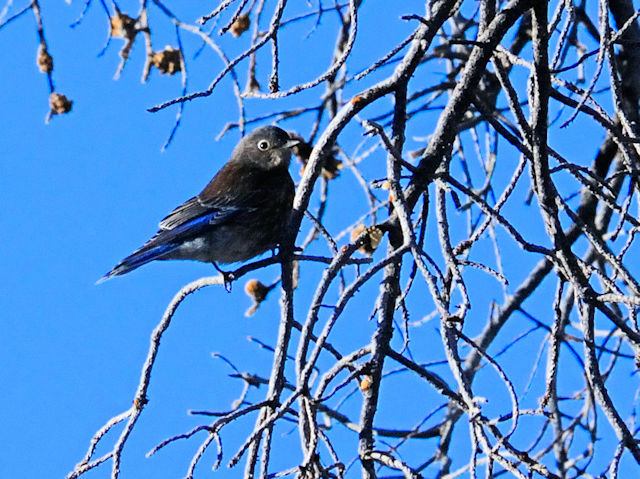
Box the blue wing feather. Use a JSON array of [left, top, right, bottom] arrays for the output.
[[98, 207, 241, 282]]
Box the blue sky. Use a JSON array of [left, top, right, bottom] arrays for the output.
[[2, 1, 638, 478]]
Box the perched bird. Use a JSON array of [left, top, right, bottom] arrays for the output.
[[98, 126, 298, 283]]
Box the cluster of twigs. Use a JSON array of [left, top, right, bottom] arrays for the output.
[[0, 0, 73, 120], [5, 0, 639, 477]]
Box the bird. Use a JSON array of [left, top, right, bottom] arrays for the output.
[[98, 126, 299, 283]]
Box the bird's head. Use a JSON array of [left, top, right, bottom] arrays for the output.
[[232, 126, 300, 170]]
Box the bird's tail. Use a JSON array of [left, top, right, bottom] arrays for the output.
[[96, 243, 177, 284]]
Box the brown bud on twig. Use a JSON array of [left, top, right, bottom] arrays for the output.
[[291, 134, 343, 180], [244, 279, 275, 317], [152, 46, 182, 75], [133, 396, 148, 409], [110, 13, 137, 39], [351, 224, 384, 255], [49, 93, 73, 115], [359, 375, 372, 391], [229, 13, 251, 37], [37, 44, 53, 73], [245, 279, 270, 303]]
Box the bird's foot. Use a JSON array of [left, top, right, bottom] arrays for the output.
[[212, 262, 234, 292]]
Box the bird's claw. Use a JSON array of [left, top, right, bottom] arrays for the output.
[[221, 272, 234, 292], [212, 263, 234, 292]]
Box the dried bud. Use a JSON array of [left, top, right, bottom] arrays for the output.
[[245, 279, 270, 303], [133, 396, 148, 409], [359, 375, 372, 391], [37, 44, 53, 73], [152, 46, 181, 75], [291, 136, 313, 162], [110, 13, 137, 39], [351, 95, 364, 105], [291, 134, 342, 180], [229, 13, 251, 37], [244, 279, 273, 317], [49, 93, 73, 115], [351, 224, 384, 255]]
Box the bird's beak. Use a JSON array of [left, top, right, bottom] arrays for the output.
[[283, 139, 301, 149]]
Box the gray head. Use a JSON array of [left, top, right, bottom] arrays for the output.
[[231, 126, 299, 170]]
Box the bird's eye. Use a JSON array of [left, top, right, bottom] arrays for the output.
[[257, 140, 270, 151]]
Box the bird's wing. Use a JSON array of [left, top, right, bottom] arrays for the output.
[[158, 196, 242, 231], [160, 197, 208, 230], [158, 161, 256, 231], [158, 161, 285, 233]]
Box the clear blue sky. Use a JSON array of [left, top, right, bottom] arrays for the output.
[[1, 1, 637, 478]]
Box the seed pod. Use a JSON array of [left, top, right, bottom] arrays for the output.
[[49, 93, 73, 115], [37, 44, 53, 73], [245, 279, 270, 303], [110, 13, 137, 39], [351, 224, 384, 255], [244, 279, 274, 317], [229, 13, 250, 37], [152, 46, 181, 75], [291, 134, 342, 180]]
